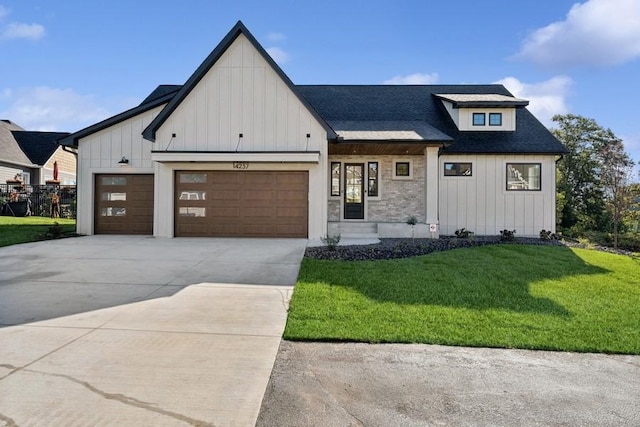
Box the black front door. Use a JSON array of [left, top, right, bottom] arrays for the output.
[[344, 163, 364, 219]]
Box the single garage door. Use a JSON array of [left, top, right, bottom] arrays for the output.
[[95, 174, 154, 235], [175, 171, 308, 238]]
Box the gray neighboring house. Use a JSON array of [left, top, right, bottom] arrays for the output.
[[0, 120, 75, 185], [60, 21, 566, 239]]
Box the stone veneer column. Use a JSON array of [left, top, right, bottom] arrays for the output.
[[424, 146, 439, 235]]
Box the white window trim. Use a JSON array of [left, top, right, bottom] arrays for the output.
[[392, 159, 413, 180]]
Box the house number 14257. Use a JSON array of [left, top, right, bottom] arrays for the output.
[[233, 161, 249, 169]]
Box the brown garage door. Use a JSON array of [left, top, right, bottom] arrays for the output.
[[175, 171, 308, 238], [95, 174, 153, 235]]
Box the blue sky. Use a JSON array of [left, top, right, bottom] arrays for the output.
[[1, 0, 639, 176]]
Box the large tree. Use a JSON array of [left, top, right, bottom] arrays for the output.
[[552, 114, 609, 232], [598, 139, 635, 247], [551, 114, 635, 236]]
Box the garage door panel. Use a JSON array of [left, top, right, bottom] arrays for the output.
[[175, 171, 308, 237], [95, 174, 153, 235]]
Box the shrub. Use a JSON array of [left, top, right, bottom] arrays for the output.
[[320, 233, 341, 251], [539, 229, 560, 241], [455, 228, 474, 238], [406, 215, 418, 226], [500, 229, 516, 241]]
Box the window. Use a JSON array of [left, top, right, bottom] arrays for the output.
[[368, 162, 379, 197], [330, 162, 341, 196], [489, 113, 502, 126], [472, 113, 485, 126], [102, 176, 126, 186], [395, 162, 410, 177], [179, 207, 206, 217], [393, 160, 412, 179], [179, 191, 206, 200], [102, 192, 126, 201], [444, 162, 472, 176], [101, 207, 126, 216], [506, 163, 541, 191], [179, 173, 207, 183]]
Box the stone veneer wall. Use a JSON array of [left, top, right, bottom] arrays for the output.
[[328, 199, 340, 221], [328, 155, 426, 223]]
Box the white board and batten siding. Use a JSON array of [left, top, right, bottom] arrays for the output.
[[439, 155, 556, 237], [154, 33, 327, 154], [152, 33, 329, 239], [75, 106, 164, 235]]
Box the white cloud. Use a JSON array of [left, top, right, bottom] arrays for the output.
[[0, 5, 10, 21], [383, 72, 439, 85], [0, 86, 114, 131], [515, 0, 640, 68], [266, 32, 285, 42], [266, 47, 290, 64], [494, 76, 573, 126], [2, 22, 45, 40]]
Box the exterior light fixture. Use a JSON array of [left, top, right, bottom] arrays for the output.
[[118, 156, 130, 167]]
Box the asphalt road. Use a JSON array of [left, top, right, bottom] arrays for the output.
[[257, 341, 640, 427]]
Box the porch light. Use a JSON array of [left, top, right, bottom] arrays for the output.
[[118, 156, 130, 167]]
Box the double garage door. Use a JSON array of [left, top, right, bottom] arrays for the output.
[[175, 171, 308, 238], [95, 171, 308, 237]]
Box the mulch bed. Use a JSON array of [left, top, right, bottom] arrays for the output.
[[305, 236, 637, 261]]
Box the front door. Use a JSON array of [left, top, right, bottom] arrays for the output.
[[344, 163, 364, 219]]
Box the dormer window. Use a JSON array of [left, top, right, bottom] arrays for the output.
[[489, 113, 502, 126], [434, 94, 529, 132], [472, 113, 485, 126]]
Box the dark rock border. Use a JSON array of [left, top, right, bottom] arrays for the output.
[[305, 236, 562, 261], [305, 236, 637, 261]]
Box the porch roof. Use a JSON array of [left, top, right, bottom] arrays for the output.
[[331, 120, 452, 142]]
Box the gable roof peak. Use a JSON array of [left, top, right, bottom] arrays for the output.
[[142, 21, 336, 141]]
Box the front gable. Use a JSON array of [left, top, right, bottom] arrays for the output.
[[145, 21, 334, 154]]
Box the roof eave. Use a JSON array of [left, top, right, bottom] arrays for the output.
[[59, 93, 175, 147]]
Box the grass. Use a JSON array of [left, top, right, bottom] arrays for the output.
[[0, 216, 76, 247], [285, 245, 640, 354]]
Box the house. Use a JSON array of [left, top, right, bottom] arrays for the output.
[[0, 120, 76, 185], [59, 21, 566, 239]]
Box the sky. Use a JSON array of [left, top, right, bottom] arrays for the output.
[[1, 0, 639, 178]]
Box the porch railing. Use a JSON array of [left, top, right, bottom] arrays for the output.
[[0, 183, 77, 218]]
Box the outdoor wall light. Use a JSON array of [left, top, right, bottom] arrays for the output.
[[118, 156, 130, 167]]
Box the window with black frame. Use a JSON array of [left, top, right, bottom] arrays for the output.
[[506, 163, 541, 190], [330, 162, 340, 196], [444, 162, 472, 176], [368, 162, 378, 196]]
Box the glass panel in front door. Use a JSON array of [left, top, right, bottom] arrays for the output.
[[344, 164, 364, 219]]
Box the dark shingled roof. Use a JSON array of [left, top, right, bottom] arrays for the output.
[[12, 131, 70, 165], [298, 85, 567, 154], [140, 85, 182, 106]]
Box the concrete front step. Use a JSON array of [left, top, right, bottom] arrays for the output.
[[333, 222, 379, 239]]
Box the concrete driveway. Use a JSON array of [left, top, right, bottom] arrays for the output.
[[0, 235, 306, 426]]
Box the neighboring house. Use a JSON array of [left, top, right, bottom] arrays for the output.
[[59, 21, 566, 239], [0, 119, 76, 185]]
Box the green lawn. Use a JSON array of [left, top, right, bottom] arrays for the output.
[[285, 245, 640, 354], [0, 216, 76, 247]]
